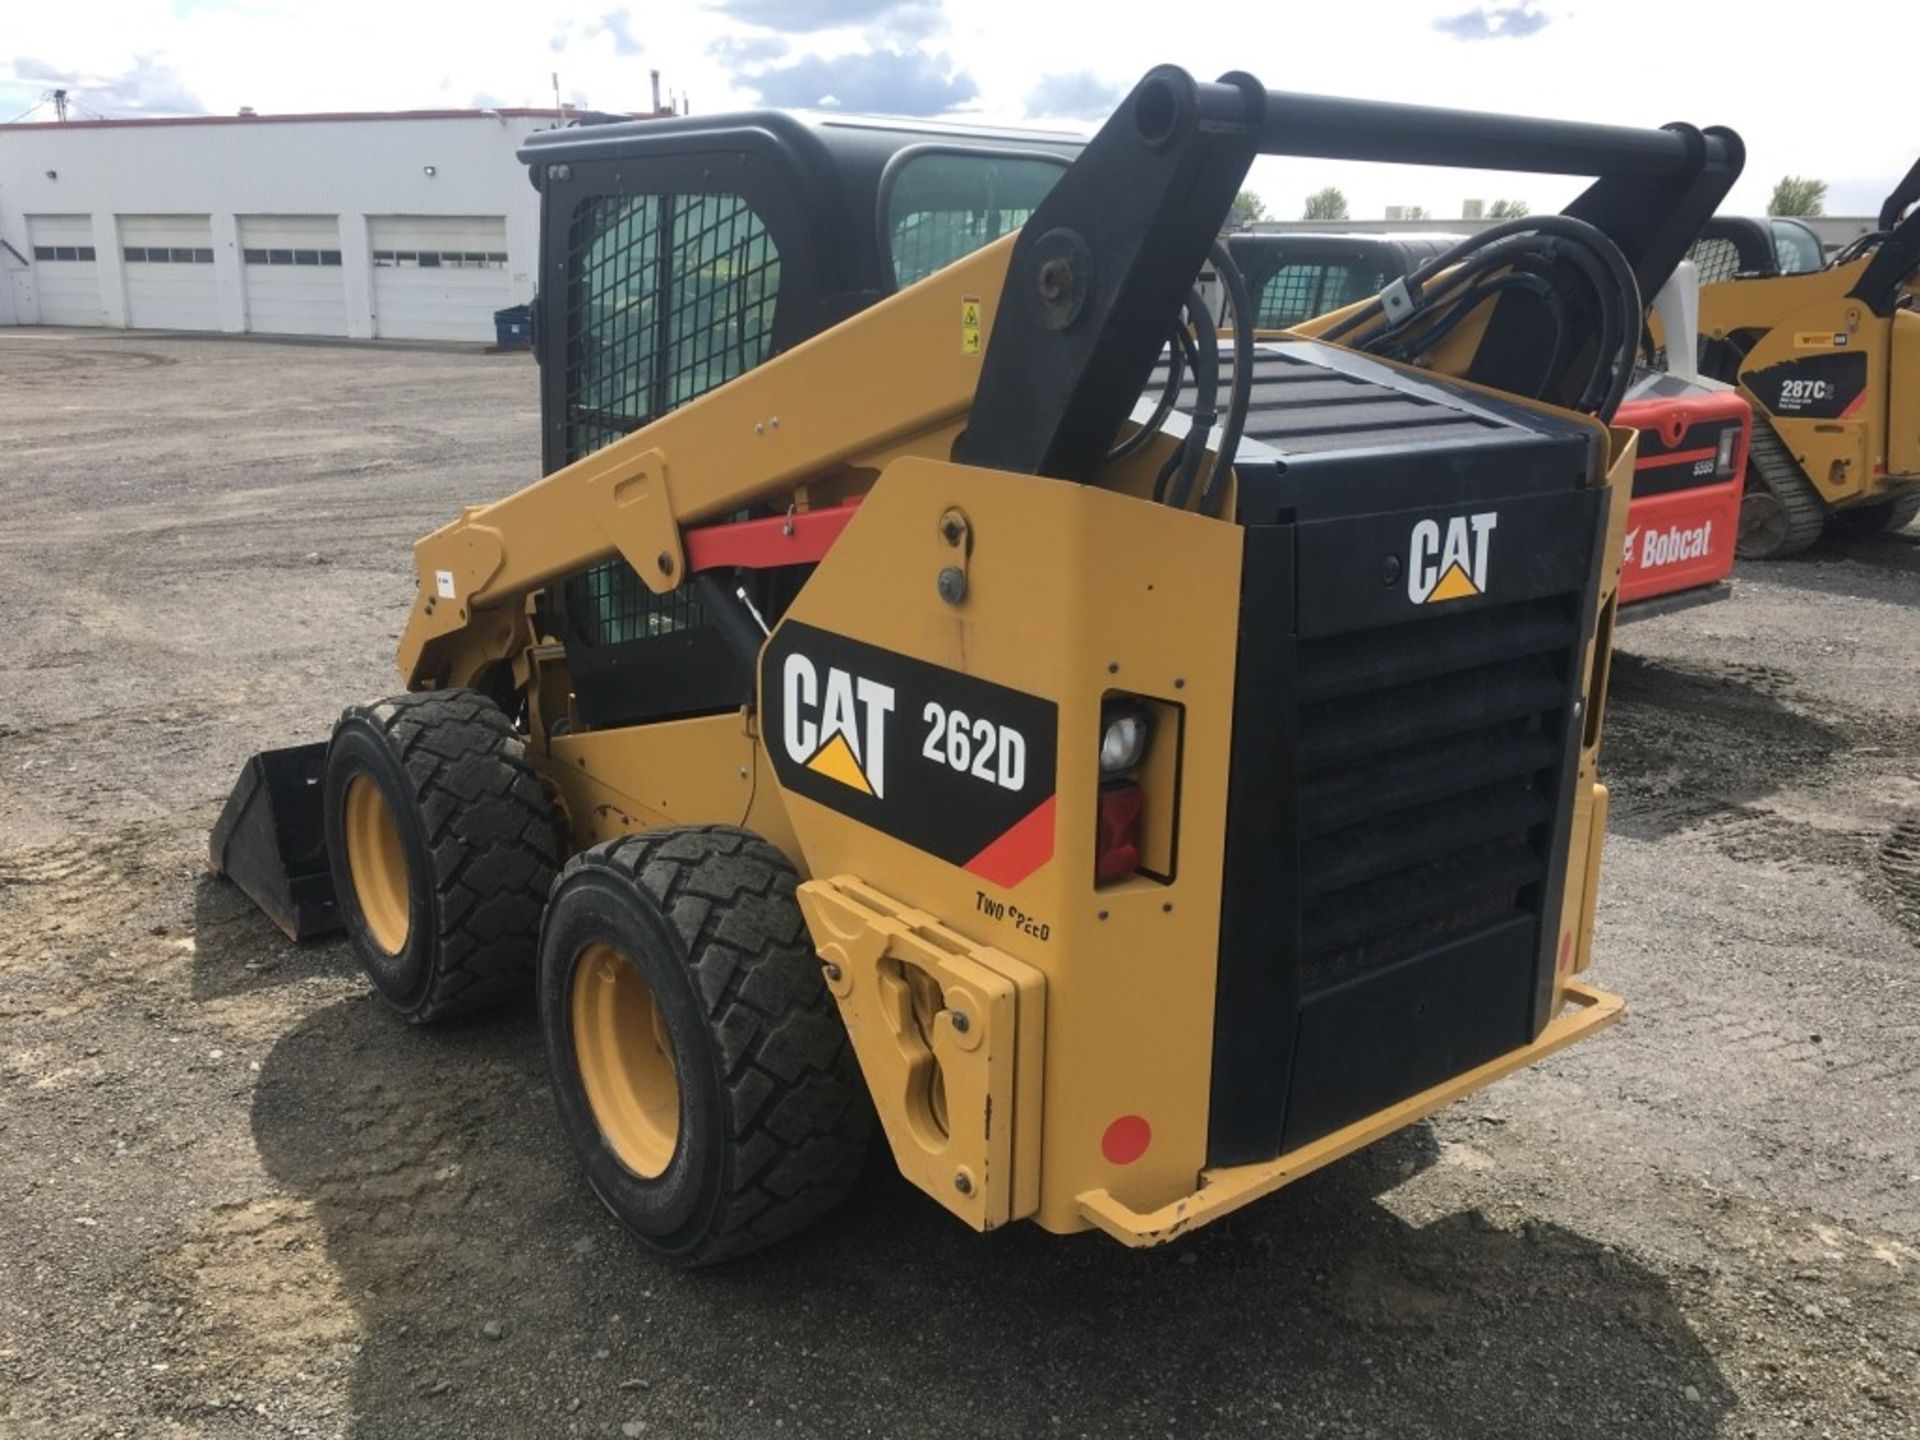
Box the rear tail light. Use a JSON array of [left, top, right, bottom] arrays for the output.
[[1099, 702, 1151, 774], [1095, 783, 1143, 885], [1715, 426, 1739, 479]]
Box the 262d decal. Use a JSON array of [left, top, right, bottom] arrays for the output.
[[762, 622, 1059, 887]]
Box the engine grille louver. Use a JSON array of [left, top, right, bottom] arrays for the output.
[[1293, 597, 1577, 991]]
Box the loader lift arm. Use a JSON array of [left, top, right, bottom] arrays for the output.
[[399, 65, 1740, 693]]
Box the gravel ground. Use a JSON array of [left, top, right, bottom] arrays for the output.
[[1, 328, 1916, 1439]]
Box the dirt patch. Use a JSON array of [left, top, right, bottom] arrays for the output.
[[1600, 653, 1846, 840]]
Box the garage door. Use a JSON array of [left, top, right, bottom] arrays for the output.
[[369, 216, 512, 342], [27, 215, 104, 326], [239, 215, 346, 336], [120, 215, 219, 331]]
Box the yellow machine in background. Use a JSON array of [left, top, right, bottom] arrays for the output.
[[212, 69, 1742, 1262], [1687, 160, 1920, 556]]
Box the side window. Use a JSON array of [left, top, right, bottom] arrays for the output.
[[560, 191, 781, 671], [1688, 237, 1744, 286], [1771, 220, 1825, 275], [885, 152, 1065, 288]]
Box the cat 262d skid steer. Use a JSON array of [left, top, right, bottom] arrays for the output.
[[211, 67, 1740, 1262]]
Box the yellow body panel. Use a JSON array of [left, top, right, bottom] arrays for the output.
[[768, 456, 1245, 1232], [1891, 310, 1920, 479], [1694, 259, 1916, 506]]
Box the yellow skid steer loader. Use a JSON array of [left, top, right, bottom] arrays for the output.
[[211, 68, 1740, 1261], [1688, 158, 1920, 556]]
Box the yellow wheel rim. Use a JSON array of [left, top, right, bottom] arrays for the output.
[[571, 943, 681, 1179], [343, 775, 411, 955]]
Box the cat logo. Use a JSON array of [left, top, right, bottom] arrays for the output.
[[1408, 511, 1498, 604], [781, 653, 896, 799]]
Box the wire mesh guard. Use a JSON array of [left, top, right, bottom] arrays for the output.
[[562, 192, 781, 645], [1255, 263, 1391, 330], [1687, 237, 1743, 287]]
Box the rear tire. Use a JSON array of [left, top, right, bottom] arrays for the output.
[[1736, 421, 1828, 559], [538, 827, 872, 1266], [1830, 494, 1920, 537], [323, 690, 559, 1024]]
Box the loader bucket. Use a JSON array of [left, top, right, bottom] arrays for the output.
[[208, 743, 341, 941]]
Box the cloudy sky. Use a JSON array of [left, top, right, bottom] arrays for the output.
[[1, 0, 1907, 218]]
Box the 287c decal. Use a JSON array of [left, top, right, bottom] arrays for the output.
[[1746, 351, 1866, 421], [762, 622, 1059, 888]]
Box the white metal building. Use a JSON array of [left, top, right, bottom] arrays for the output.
[[0, 109, 573, 343]]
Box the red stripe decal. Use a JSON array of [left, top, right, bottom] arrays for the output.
[[1839, 390, 1867, 421], [685, 502, 860, 573], [1634, 445, 1717, 471], [963, 795, 1057, 888]]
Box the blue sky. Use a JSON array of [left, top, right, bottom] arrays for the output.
[[1, 1, 1907, 218]]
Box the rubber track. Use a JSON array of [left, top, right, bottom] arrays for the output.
[[356, 689, 559, 1022], [1743, 418, 1828, 558], [560, 826, 872, 1263]]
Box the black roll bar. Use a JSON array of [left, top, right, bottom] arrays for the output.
[[958, 65, 1744, 484]]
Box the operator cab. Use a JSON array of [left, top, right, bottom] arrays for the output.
[[1688, 214, 1825, 283], [518, 114, 1080, 732], [520, 111, 1080, 475]]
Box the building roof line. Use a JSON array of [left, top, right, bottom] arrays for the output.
[[1, 108, 660, 133]]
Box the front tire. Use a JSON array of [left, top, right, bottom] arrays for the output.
[[323, 690, 559, 1024], [538, 827, 872, 1266]]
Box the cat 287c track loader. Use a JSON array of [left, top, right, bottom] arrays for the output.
[[1684, 158, 1920, 557], [211, 68, 1740, 1262]]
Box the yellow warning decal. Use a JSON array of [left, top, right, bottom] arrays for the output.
[[962, 297, 983, 355], [1793, 330, 1844, 350], [1426, 561, 1480, 602], [807, 731, 874, 795]]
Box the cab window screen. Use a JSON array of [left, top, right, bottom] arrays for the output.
[[562, 191, 780, 647], [1255, 262, 1390, 329], [1688, 237, 1743, 286], [563, 192, 780, 465], [886, 153, 1065, 288]]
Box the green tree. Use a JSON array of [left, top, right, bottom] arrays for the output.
[[1303, 186, 1349, 221], [1403, 204, 1431, 220], [1768, 176, 1827, 218], [1487, 198, 1530, 219], [1228, 189, 1267, 227]]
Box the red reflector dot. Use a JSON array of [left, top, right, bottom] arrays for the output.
[[1102, 1114, 1152, 1166]]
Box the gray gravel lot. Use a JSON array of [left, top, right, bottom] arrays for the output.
[[1, 328, 1916, 1438]]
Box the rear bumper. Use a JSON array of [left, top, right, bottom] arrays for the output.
[[1074, 979, 1623, 1247]]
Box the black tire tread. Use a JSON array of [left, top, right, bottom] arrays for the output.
[[347, 689, 558, 1022], [1741, 419, 1829, 558], [1831, 492, 1920, 537], [557, 825, 871, 1264]]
